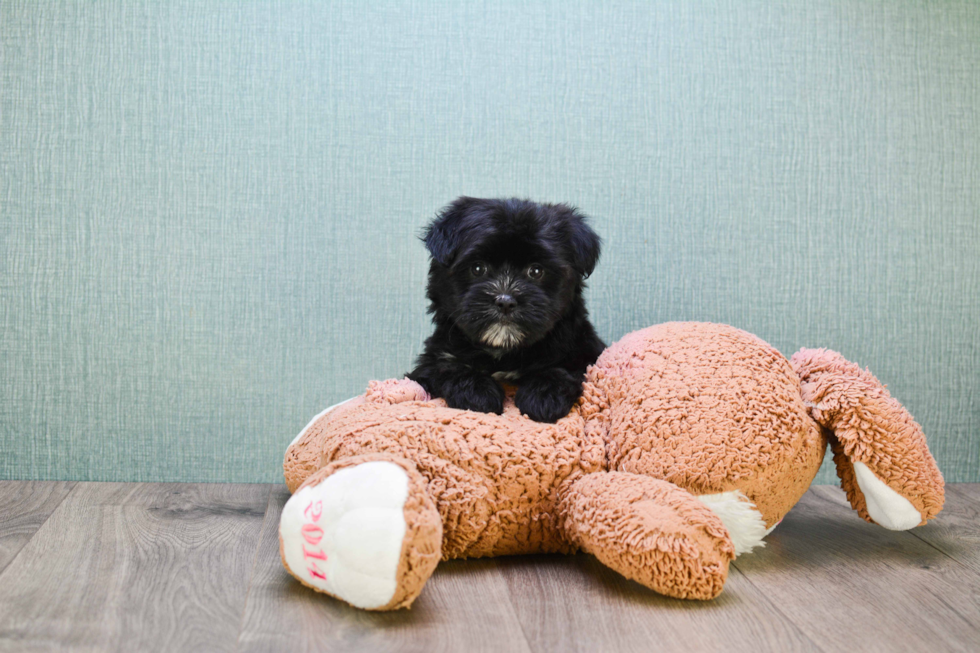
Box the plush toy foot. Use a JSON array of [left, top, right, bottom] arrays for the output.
[[279, 454, 442, 610], [792, 348, 944, 529], [558, 472, 735, 600]]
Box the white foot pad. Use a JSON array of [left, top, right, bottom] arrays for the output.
[[852, 461, 922, 530], [280, 461, 409, 609]]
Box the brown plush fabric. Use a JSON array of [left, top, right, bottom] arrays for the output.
[[558, 472, 734, 599], [586, 322, 825, 526], [283, 396, 365, 494], [279, 453, 443, 610], [303, 382, 605, 559], [280, 321, 945, 609], [378, 455, 444, 610], [283, 379, 430, 493], [791, 348, 944, 524]]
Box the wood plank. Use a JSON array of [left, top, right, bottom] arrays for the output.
[[0, 482, 270, 653], [2, 481, 976, 652], [0, 481, 75, 573], [732, 486, 980, 652], [909, 484, 980, 576], [500, 552, 819, 653], [237, 485, 532, 653]]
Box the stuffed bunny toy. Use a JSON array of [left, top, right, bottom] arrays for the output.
[[279, 322, 944, 610]]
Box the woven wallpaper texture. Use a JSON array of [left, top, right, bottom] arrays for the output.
[[2, 0, 978, 482]]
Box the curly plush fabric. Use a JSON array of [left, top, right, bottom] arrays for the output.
[[279, 321, 944, 610], [280, 453, 443, 610], [586, 322, 826, 526], [284, 379, 430, 494], [791, 348, 944, 525], [289, 381, 605, 558], [558, 472, 734, 599]]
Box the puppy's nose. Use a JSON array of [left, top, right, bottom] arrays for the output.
[[494, 294, 517, 315]]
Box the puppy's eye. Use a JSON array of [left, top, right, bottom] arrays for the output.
[[470, 262, 487, 277], [526, 265, 544, 280]]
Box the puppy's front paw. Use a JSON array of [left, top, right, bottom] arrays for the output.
[[515, 369, 581, 423], [443, 374, 505, 415]]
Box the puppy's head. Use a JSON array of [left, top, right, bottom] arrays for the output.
[[422, 197, 601, 350]]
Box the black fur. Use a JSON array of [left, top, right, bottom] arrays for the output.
[[407, 197, 605, 423]]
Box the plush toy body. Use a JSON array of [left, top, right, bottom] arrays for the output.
[[280, 322, 943, 610]]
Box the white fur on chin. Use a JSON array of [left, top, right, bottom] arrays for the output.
[[480, 323, 524, 348]]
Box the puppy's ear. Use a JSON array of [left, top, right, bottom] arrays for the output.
[[565, 209, 602, 278], [423, 197, 476, 266]]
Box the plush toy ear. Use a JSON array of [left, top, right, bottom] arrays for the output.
[[423, 197, 477, 267], [563, 207, 602, 278], [791, 348, 944, 529]]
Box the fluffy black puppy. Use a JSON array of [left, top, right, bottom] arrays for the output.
[[407, 197, 605, 423]]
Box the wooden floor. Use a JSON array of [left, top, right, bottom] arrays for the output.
[[0, 483, 978, 653]]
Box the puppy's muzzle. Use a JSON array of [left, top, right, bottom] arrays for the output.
[[494, 294, 517, 315]]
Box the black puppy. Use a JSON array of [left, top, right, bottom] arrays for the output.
[[407, 197, 605, 423]]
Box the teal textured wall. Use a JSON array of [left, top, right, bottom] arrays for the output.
[[2, 0, 978, 483]]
